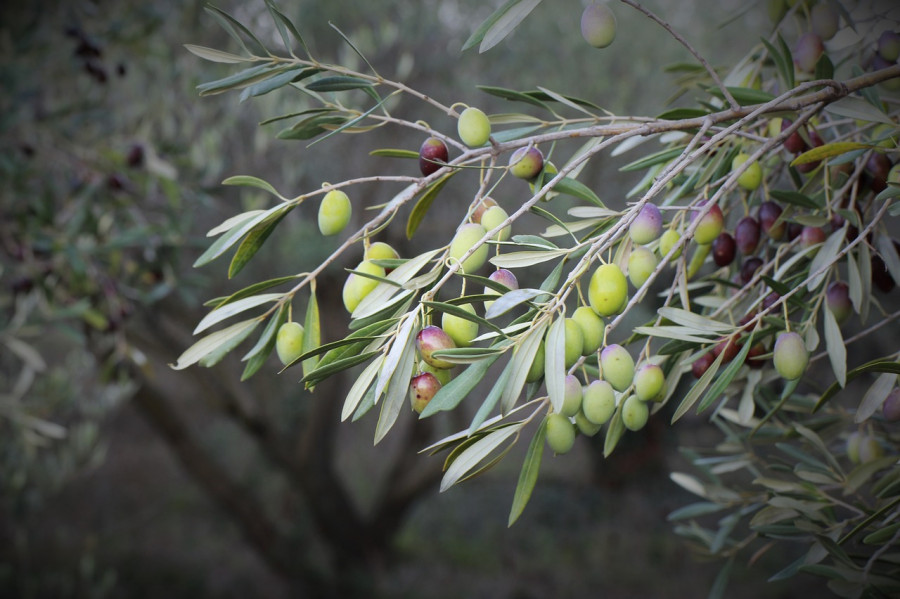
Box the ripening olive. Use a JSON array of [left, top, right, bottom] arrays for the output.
[[581, 2, 617, 48], [416, 325, 457, 369], [794, 32, 824, 73], [630, 204, 663, 245], [483, 268, 519, 312], [692, 201, 724, 245], [419, 137, 449, 177], [508, 146, 544, 180], [561, 374, 583, 417], [409, 372, 441, 414]]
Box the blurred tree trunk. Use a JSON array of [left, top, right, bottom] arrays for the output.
[[122, 279, 441, 597]]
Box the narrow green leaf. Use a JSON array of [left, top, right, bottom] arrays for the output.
[[239, 66, 307, 102], [551, 177, 605, 207], [657, 108, 709, 120], [267, 2, 310, 56], [822, 304, 846, 388], [241, 304, 288, 381], [468, 360, 515, 434], [544, 316, 566, 413], [776, 33, 795, 89], [620, 146, 685, 172], [194, 293, 282, 335], [672, 350, 725, 422], [876, 234, 900, 287], [222, 175, 284, 198], [198, 320, 260, 368], [479, 0, 542, 52], [228, 208, 290, 278], [342, 357, 382, 421], [813, 360, 900, 412], [328, 22, 378, 75], [463, 0, 520, 51], [768, 189, 822, 209], [807, 228, 846, 291], [205, 5, 268, 56], [302, 288, 321, 379], [423, 300, 504, 335], [440, 425, 521, 491], [194, 205, 283, 267], [277, 114, 346, 140], [184, 44, 250, 64], [484, 288, 547, 320], [299, 350, 380, 387], [760, 37, 790, 92], [420, 354, 500, 417], [825, 96, 896, 125], [490, 249, 567, 269], [501, 322, 547, 413], [695, 337, 753, 414], [206, 275, 296, 310], [369, 148, 420, 159], [306, 75, 373, 92], [478, 84, 550, 109], [375, 324, 418, 444], [172, 319, 259, 370], [375, 316, 417, 400], [708, 557, 735, 599], [508, 416, 547, 526], [431, 347, 507, 364], [791, 142, 872, 166], [856, 372, 897, 423], [197, 64, 281, 96], [407, 172, 456, 239], [603, 403, 626, 457]]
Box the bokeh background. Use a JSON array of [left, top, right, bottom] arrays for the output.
[[0, 0, 866, 596]]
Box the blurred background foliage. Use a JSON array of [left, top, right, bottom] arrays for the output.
[[0, 0, 858, 597]]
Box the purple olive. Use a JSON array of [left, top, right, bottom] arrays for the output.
[[740, 256, 763, 284], [758, 201, 785, 240], [735, 216, 761, 255], [712, 232, 737, 266], [826, 281, 852, 324], [419, 137, 449, 177]]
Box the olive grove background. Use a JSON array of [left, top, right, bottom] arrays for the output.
[[1, 0, 896, 597]]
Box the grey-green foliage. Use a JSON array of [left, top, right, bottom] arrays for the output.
[[180, 1, 900, 596]]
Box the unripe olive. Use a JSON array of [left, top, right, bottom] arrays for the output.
[[859, 436, 884, 464], [318, 189, 352, 236], [545, 413, 576, 454], [629, 204, 663, 245], [572, 306, 604, 355], [810, 3, 839, 40], [480, 205, 511, 241], [416, 325, 457, 369], [526, 341, 545, 383], [692, 201, 724, 245], [633, 363, 665, 402], [442, 304, 479, 348], [449, 223, 489, 273], [561, 374, 583, 417], [600, 344, 634, 392], [484, 268, 519, 312], [582, 380, 616, 425], [794, 32, 824, 73], [365, 241, 400, 264], [409, 372, 441, 414], [887, 163, 900, 187], [418, 360, 451, 385], [342, 260, 385, 313], [773, 331, 808, 380], [471, 197, 498, 224], [581, 2, 617, 49], [275, 321, 305, 366], [575, 410, 603, 437], [628, 246, 658, 289], [562, 318, 584, 368], [658, 229, 682, 260], [767, 0, 786, 23], [588, 263, 628, 317], [846, 431, 863, 464], [621, 395, 649, 431], [882, 389, 900, 422], [418, 136, 449, 176], [877, 31, 900, 62], [508, 146, 544, 180], [457, 107, 491, 147], [732, 153, 763, 191]]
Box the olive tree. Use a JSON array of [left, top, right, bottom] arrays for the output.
[[179, 1, 900, 595]]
